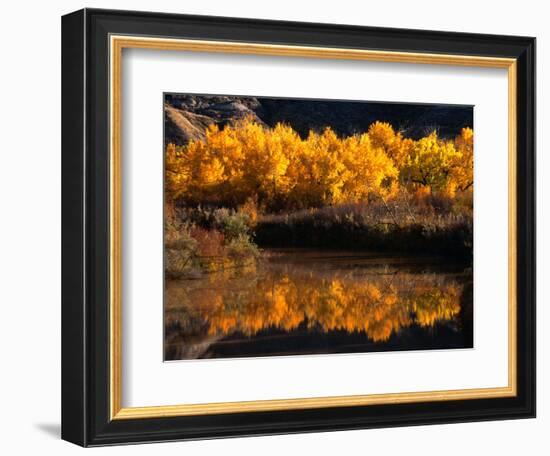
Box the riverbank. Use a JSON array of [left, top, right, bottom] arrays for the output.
[[255, 202, 473, 260], [165, 199, 473, 279]]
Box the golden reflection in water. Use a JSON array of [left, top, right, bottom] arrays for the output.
[[165, 259, 464, 345]]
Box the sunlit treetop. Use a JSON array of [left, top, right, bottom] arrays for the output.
[[166, 117, 473, 211]]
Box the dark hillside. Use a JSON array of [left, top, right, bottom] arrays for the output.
[[164, 93, 473, 146]]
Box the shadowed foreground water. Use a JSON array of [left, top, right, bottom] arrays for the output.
[[164, 249, 473, 361]]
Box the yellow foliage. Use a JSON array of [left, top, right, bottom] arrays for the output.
[[452, 127, 474, 192], [166, 118, 473, 210], [166, 266, 463, 343]]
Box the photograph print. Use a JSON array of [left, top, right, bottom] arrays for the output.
[[163, 94, 474, 361]]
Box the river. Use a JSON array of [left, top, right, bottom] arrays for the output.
[[164, 248, 473, 361]]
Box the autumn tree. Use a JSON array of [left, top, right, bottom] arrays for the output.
[[452, 127, 474, 192], [400, 131, 462, 195], [165, 118, 474, 211], [368, 121, 414, 170]]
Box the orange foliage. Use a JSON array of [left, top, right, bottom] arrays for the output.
[[166, 118, 473, 211], [166, 264, 463, 343]]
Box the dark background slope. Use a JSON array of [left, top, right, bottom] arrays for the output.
[[164, 93, 473, 146]]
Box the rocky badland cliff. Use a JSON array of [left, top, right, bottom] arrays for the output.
[[164, 93, 473, 146]]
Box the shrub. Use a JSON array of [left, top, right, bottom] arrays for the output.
[[189, 226, 225, 257], [225, 234, 260, 261], [165, 218, 199, 279], [213, 208, 252, 240], [165, 208, 261, 279]]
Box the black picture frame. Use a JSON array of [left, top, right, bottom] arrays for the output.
[[62, 8, 536, 447]]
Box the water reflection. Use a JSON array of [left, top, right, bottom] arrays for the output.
[[165, 250, 472, 360]]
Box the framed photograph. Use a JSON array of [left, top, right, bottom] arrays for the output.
[[61, 8, 535, 446]]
